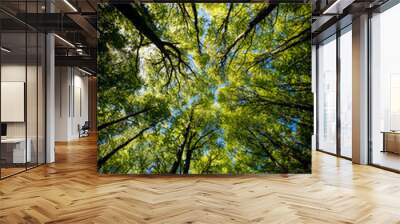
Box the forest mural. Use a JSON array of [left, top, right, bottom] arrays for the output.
[[97, 3, 312, 174]]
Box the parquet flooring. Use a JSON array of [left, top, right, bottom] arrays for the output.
[[0, 167, 26, 178], [1, 135, 400, 223]]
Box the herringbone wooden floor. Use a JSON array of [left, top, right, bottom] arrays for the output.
[[1, 136, 400, 224]]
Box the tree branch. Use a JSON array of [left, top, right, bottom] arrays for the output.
[[255, 97, 312, 112], [221, 4, 276, 66], [255, 127, 310, 170], [191, 129, 216, 150], [218, 3, 234, 36], [253, 28, 310, 66], [97, 121, 159, 168], [191, 3, 202, 54], [246, 128, 287, 172], [236, 87, 313, 112], [135, 34, 144, 69], [178, 3, 190, 31], [97, 107, 153, 131], [114, 4, 195, 87]]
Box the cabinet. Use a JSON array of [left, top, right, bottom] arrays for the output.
[[382, 132, 400, 154]]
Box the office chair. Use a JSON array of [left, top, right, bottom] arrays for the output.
[[79, 121, 90, 138]]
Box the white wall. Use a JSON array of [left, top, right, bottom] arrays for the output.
[[55, 66, 69, 141], [55, 66, 89, 141]]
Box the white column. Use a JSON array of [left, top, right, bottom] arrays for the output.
[[352, 14, 369, 164], [46, 32, 55, 163]]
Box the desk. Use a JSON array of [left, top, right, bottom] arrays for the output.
[[382, 131, 400, 154], [1, 138, 31, 163]]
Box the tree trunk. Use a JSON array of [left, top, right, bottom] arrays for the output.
[[183, 149, 193, 174], [170, 148, 185, 174], [169, 112, 194, 174]]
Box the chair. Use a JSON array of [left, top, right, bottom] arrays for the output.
[[79, 121, 90, 138]]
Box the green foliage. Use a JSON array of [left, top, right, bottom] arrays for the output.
[[97, 3, 312, 174]]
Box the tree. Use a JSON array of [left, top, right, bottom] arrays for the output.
[[97, 3, 312, 174]]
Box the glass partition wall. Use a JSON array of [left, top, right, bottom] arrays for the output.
[[370, 3, 400, 171], [316, 25, 352, 159], [0, 1, 46, 179]]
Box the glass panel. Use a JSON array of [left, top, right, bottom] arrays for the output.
[[340, 27, 352, 158], [27, 31, 38, 169], [0, 0, 46, 178], [26, 0, 40, 169], [371, 5, 400, 171], [318, 35, 337, 154], [38, 32, 45, 165], [1, 30, 27, 177]]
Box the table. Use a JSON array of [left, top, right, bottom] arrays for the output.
[[1, 138, 31, 164]]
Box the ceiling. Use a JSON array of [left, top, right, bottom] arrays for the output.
[[0, 0, 99, 73], [311, 0, 390, 44]]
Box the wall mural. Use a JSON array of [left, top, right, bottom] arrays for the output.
[[97, 3, 312, 174]]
